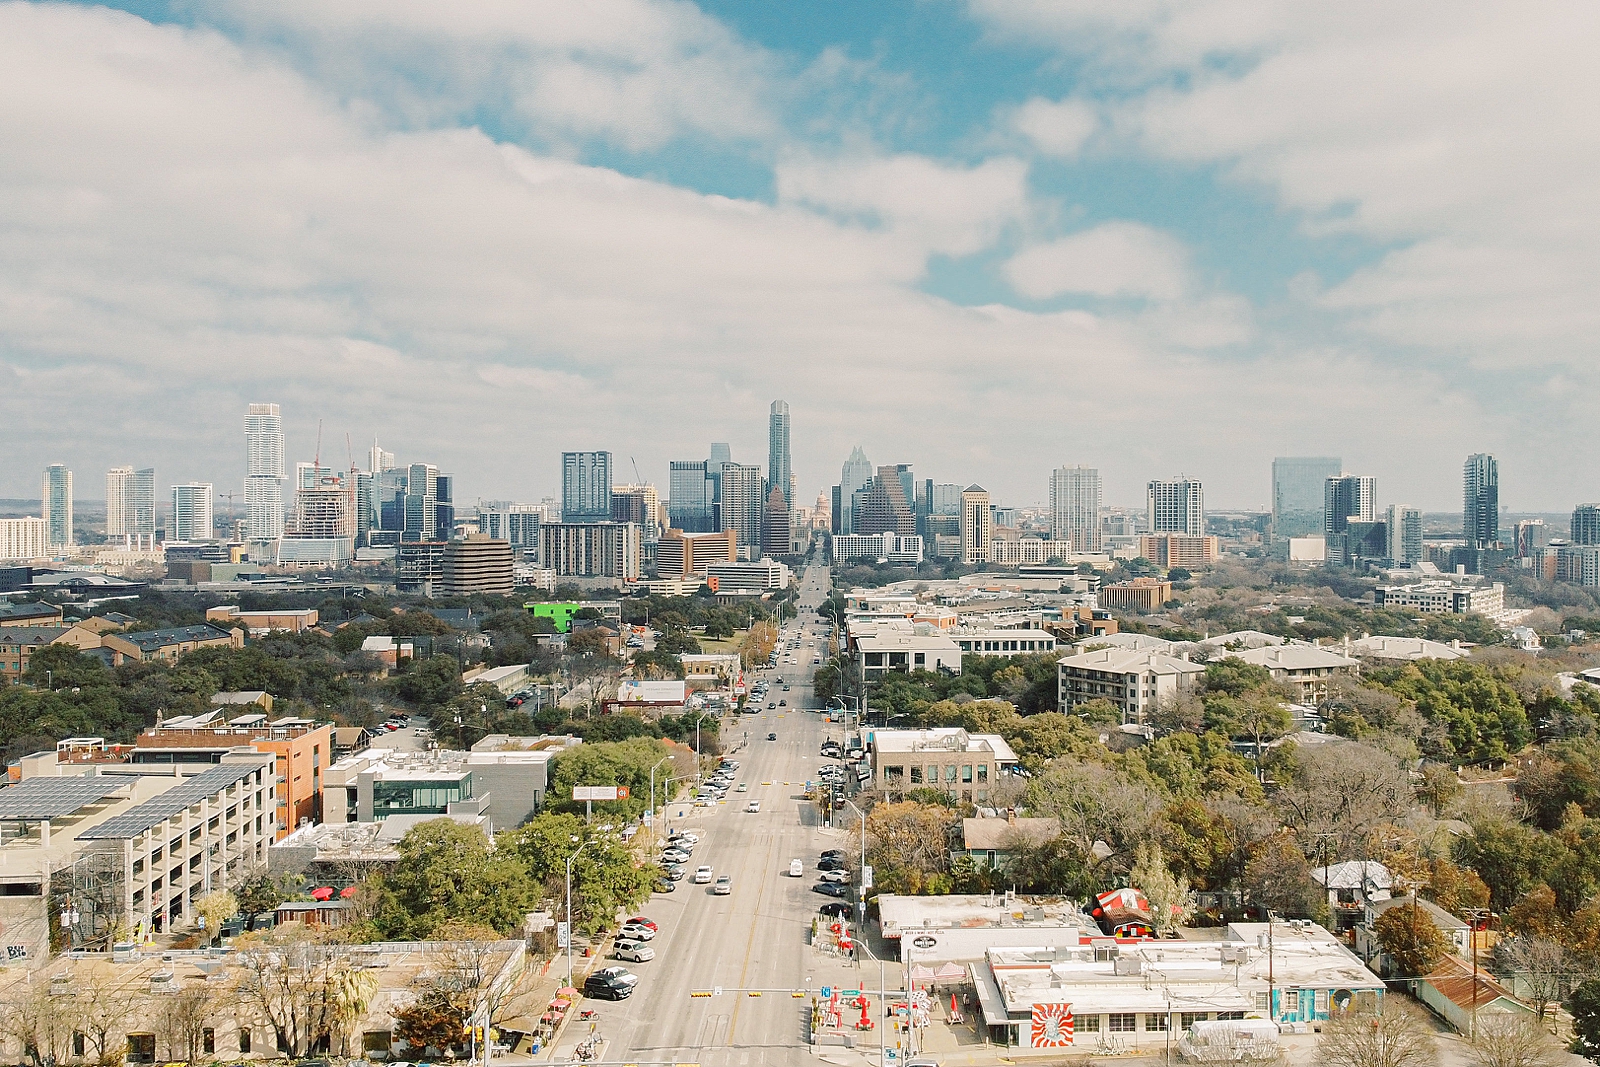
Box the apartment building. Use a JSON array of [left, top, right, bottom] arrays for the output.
[[1057, 646, 1205, 723], [1098, 578, 1173, 613], [1138, 534, 1220, 569], [869, 728, 1019, 804]]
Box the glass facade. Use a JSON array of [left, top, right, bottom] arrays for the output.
[[372, 775, 471, 818]]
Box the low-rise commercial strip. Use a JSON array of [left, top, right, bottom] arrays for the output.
[[867, 728, 1019, 803]]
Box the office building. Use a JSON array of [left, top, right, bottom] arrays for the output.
[[1374, 581, 1505, 616], [1386, 505, 1423, 564], [1099, 578, 1173, 613], [0, 518, 51, 562], [41, 464, 72, 548], [403, 462, 438, 542], [562, 451, 613, 523], [838, 446, 873, 534], [170, 483, 215, 542], [768, 400, 792, 503], [396, 541, 447, 595], [477, 502, 545, 558], [858, 467, 917, 537], [131, 467, 156, 542], [1323, 474, 1376, 535], [987, 539, 1074, 566], [442, 534, 514, 596], [434, 473, 454, 541], [1138, 533, 1220, 569], [763, 484, 791, 556], [668, 460, 716, 532], [1573, 504, 1600, 547], [540, 522, 642, 581], [1049, 465, 1101, 553], [368, 439, 395, 474], [833, 531, 925, 565], [1513, 519, 1548, 558], [106, 467, 133, 539], [656, 528, 737, 578], [960, 485, 992, 565], [611, 483, 662, 542], [244, 403, 285, 543], [1271, 457, 1341, 540], [1147, 478, 1204, 536], [718, 463, 765, 558], [1463, 453, 1499, 549], [706, 558, 791, 594]]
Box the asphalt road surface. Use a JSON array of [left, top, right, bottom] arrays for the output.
[[564, 560, 860, 1067]]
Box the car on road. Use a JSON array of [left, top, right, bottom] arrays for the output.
[[820, 869, 850, 884], [782, 684, 790, 691], [664, 865, 685, 881], [713, 875, 732, 895], [694, 798, 714, 807], [767, 732, 777, 741], [618, 923, 656, 941], [736, 782, 748, 792], [653, 879, 675, 893], [778, 699, 787, 706], [693, 865, 714, 884], [583, 967, 638, 1001], [789, 859, 804, 877], [745, 800, 761, 812], [614, 938, 655, 962], [812, 882, 849, 898], [767, 702, 777, 709]]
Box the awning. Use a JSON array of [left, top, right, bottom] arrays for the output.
[[968, 963, 1011, 1028], [909, 965, 936, 983], [500, 1017, 541, 1034], [934, 963, 965, 983], [557, 987, 580, 997], [552, 998, 571, 1009], [310, 886, 334, 901], [339, 886, 358, 898]]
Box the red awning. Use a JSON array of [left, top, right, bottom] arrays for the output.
[[339, 886, 358, 898], [310, 887, 334, 901]]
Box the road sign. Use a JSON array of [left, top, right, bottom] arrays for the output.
[[821, 986, 832, 998], [572, 786, 618, 801], [861, 865, 874, 890], [844, 989, 861, 998], [556, 921, 570, 948], [714, 986, 723, 996]]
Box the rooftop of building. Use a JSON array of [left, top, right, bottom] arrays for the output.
[[1311, 860, 1393, 892], [1370, 894, 1467, 930], [470, 734, 580, 754], [1071, 633, 1175, 653], [1345, 635, 1467, 661], [113, 623, 237, 650], [1228, 645, 1360, 671], [0, 624, 72, 644], [1058, 645, 1206, 675], [962, 816, 1061, 851], [871, 728, 1019, 763], [878, 893, 1095, 936]]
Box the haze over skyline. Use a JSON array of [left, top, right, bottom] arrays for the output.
[[2, 2, 1597, 511]]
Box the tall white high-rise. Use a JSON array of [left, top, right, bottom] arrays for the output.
[[1049, 465, 1101, 553], [369, 439, 395, 474], [1147, 478, 1204, 536], [41, 465, 73, 548], [1386, 505, 1423, 564], [768, 400, 792, 508], [106, 467, 133, 539], [171, 483, 215, 542], [245, 403, 285, 542]]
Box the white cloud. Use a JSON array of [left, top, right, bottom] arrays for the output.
[[1004, 222, 1192, 301], [199, 0, 777, 151], [775, 151, 1030, 258], [1011, 97, 1098, 156], [0, 2, 1562, 510]]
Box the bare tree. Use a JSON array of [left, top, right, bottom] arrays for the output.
[[231, 924, 365, 1057], [70, 961, 140, 1065], [0, 980, 73, 1067], [154, 981, 221, 1063], [1316, 999, 1439, 1067], [1274, 742, 1414, 859], [1493, 938, 1568, 1020], [1025, 761, 1161, 873], [1465, 1014, 1559, 1067]]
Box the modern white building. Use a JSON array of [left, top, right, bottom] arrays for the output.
[[832, 531, 924, 565], [988, 538, 1073, 566], [540, 521, 642, 581], [1057, 646, 1206, 723], [244, 402, 285, 544], [853, 628, 963, 681], [1050, 465, 1101, 553], [41, 464, 73, 548], [868, 728, 1019, 802], [1385, 504, 1423, 564], [706, 557, 791, 592], [170, 482, 216, 542], [950, 628, 1060, 658], [1147, 478, 1204, 536], [1374, 581, 1504, 616], [0, 517, 51, 562]]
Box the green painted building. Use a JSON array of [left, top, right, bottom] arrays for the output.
[[527, 601, 580, 633]]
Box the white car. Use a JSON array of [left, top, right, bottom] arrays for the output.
[[714, 875, 732, 895], [618, 923, 656, 941], [614, 938, 655, 962], [670, 831, 700, 845], [820, 869, 850, 884], [745, 800, 761, 813], [693, 866, 714, 884]]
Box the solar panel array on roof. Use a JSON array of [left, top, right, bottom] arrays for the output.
[[0, 777, 130, 820], [76, 762, 265, 841]]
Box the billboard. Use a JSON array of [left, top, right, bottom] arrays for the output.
[[572, 786, 632, 801]]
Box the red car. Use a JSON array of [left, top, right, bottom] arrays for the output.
[[625, 916, 658, 931]]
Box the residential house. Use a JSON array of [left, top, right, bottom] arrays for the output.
[[1417, 955, 1533, 1035], [961, 814, 1060, 871], [1311, 861, 1393, 931], [1227, 645, 1360, 704], [1356, 895, 1471, 975]]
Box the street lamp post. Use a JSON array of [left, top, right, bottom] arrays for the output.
[[565, 838, 592, 986], [648, 755, 671, 832], [844, 800, 868, 929]]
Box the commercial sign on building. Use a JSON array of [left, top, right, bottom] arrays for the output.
[[572, 786, 631, 801]]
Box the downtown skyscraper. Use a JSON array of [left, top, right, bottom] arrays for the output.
[[106, 466, 156, 546], [767, 400, 791, 506], [1147, 477, 1205, 536], [41, 464, 72, 548], [1271, 456, 1341, 541], [1464, 453, 1500, 549], [244, 403, 285, 543], [1049, 465, 1101, 553]]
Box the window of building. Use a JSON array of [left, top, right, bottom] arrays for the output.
[[909, 766, 923, 784], [1179, 1013, 1203, 1028], [203, 1029, 215, 1054], [961, 765, 973, 783], [73, 1032, 86, 1057], [1315, 990, 1328, 1015], [239, 1029, 252, 1053], [884, 766, 904, 783], [976, 763, 988, 782], [944, 765, 958, 783], [1253, 993, 1269, 1013], [127, 1035, 156, 1064], [1109, 1014, 1136, 1033], [1078, 1014, 1100, 1033], [1146, 1014, 1168, 1032], [914, 653, 925, 666], [1218, 1011, 1245, 1021]]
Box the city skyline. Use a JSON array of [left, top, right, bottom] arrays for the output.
[[1, 5, 1597, 510]]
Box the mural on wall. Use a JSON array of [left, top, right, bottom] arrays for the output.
[[1031, 1002, 1074, 1047]]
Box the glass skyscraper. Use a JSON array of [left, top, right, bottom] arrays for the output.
[[1271, 456, 1341, 540], [767, 400, 791, 507], [562, 451, 613, 523], [1463, 453, 1499, 549], [244, 403, 285, 543]]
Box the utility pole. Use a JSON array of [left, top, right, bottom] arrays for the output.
[[1266, 910, 1276, 1022], [565, 838, 591, 987]]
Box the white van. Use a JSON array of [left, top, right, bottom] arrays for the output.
[[789, 859, 804, 877]]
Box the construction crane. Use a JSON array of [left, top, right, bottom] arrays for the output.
[[631, 456, 644, 484]]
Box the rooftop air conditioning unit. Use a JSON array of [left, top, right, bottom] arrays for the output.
[[1113, 958, 1143, 976]]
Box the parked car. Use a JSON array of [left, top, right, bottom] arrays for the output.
[[661, 848, 690, 863], [669, 831, 699, 845], [812, 882, 849, 898], [583, 967, 638, 1001], [817, 857, 847, 872], [789, 859, 804, 877], [618, 923, 656, 942], [820, 869, 850, 884], [713, 875, 732, 895], [625, 916, 658, 931], [693, 865, 714, 884], [614, 938, 655, 962], [818, 902, 851, 917], [664, 865, 686, 881], [820, 849, 847, 860], [653, 879, 676, 893]]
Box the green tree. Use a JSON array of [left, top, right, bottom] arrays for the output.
[[503, 813, 654, 934], [392, 654, 463, 708], [1374, 901, 1451, 977], [369, 820, 537, 938], [1569, 978, 1600, 1061], [1369, 660, 1531, 763]]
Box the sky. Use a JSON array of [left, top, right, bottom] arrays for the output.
[[1, 1, 1596, 512]]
